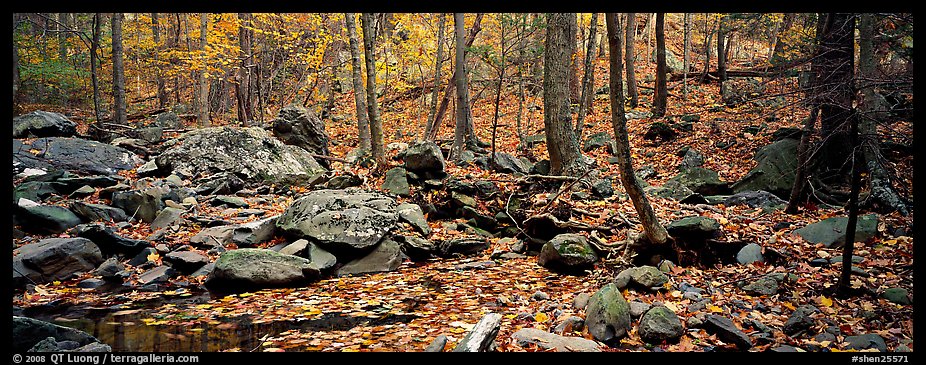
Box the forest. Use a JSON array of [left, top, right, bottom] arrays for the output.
[[11, 12, 914, 353]]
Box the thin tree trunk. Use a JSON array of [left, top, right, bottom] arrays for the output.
[[345, 13, 371, 152], [770, 13, 795, 65], [490, 15, 507, 166], [13, 14, 20, 105], [112, 13, 127, 127], [450, 13, 473, 161], [699, 14, 713, 83], [424, 13, 446, 140], [575, 12, 597, 140], [568, 15, 579, 105], [236, 13, 253, 126], [652, 13, 667, 116], [625, 13, 639, 108], [606, 13, 669, 246], [150, 13, 168, 108], [197, 13, 210, 126], [90, 14, 103, 127], [57, 13, 67, 61], [543, 13, 584, 177], [836, 102, 862, 297], [786, 107, 819, 213], [683, 13, 690, 98], [361, 13, 385, 165], [426, 13, 483, 141], [716, 15, 727, 82]]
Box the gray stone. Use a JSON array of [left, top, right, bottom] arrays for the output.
[[742, 276, 779, 296], [783, 305, 817, 336], [667, 216, 721, 240], [424, 335, 448, 352], [69, 185, 96, 198], [686, 316, 704, 328], [493, 152, 530, 174], [722, 77, 765, 106], [724, 190, 786, 208], [731, 139, 798, 198], [629, 301, 652, 318], [13, 110, 77, 138], [585, 283, 632, 344], [881, 287, 912, 305], [638, 306, 684, 344], [156, 127, 325, 186], [205, 248, 319, 288], [69, 201, 128, 223], [155, 111, 181, 129], [190, 262, 215, 277], [77, 278, 105, 289], [574, 293, 591, 310], [12, 316, 99, 352], [531, 291, 550, 301], [73, 223, 149, 256], [211, 195, 249, 208], [613, 267, 637, 289], [679, 148, 704, 171], [403, 141, 446, 178], [325, 174, 362, 189], [583, 132, 614, 153], [13, 238, 103, 284], [15, 204, 82, 234], [398, 236, 437, 260], [736, 243, 764, 265], [150, 207, 184, 232], [337, 239, 405, 276], [279, 239, 310, 256], [631, 265, 669, 288], [438, 236, 489, 257], [137, 266, 175, 285], [130, 126, 163, 144], [666, 167, 729, 196], [13, 138, 141, 176], [271, 105, 331, 168], [190, 225, 236, 248], [381, 167, 411, 196], [397, 203, 431, 236], [553, 316, 586, 335], [591, 178, 614, 198], [793, 214, 880, 248], [450, 191, 478, 208], [845, 334, 887, 352], [128, 248, 158, 267], [452, 313, 502, 352], [111, 189, 163, 223], [704, 315, 753, 350], [13, 181, 60, 203], [164, 251, 210, 274], [231, 216, 278, 247], [91, 257, 125, 282], [512, 328, 601, 352], [276, 190, 397, 253], [73, 342, 112, 352], [538, 234, 598, 273]]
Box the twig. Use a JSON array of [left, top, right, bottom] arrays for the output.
[[250, 333, 271, 352], [571, 207, 601, 217], [537, 169, 594, 215], [715, 272, 777, 288], [680, 203, 723, 214], [524, 174, 580, 181], [308, 153, 350, 164], [506, 192, 527, 237]]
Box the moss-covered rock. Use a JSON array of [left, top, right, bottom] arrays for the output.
[[585, 283, 631, 344]]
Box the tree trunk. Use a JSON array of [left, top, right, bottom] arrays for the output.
[[815, 13, 855, 182], [785, 107, 819, 213], [716, 16, 727, 82], [699, 14, 713, 83], [652, 13, 667, 116], [575, 12, 598, 140], [90, 14, 103, 128], [111, 13, 127, 127], [57, 13, 67, 61], [345, 13, 372, 152], [836, 98, 862, 298], [426, 13, 484, 141], [13, 14, 20, 105], [197, 13, 210, 126], [624, 13, 639, 108], [236, 13, 253, 126], [770, 13, 795, 65], [568, 15, 580, 105], [606, 13, 669, 246], [150, 13, 168, 108], [683, 13, 690, 98], [490, 15, 507, 166], [450, 13, 473, 161], [543, 13, 585, 177], [361, 13, 385, 165], [424, 14, 446, 141]]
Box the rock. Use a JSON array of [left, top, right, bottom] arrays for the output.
[[155, 111, 181, 129], [69, 201, 128, 223], [591, 178, 614, 198], [771, 127, 803, 141], [626, 110, 653, 120], [190, 225, 236, 248], [337, 239, 405, 276], [99, 183, 130, 201], [586, 283, 632, 344], [731, 139, 798, 198], [512, 328, 601, 352], [277, 189, 397, 254], [736, 243, 764, 265], [573, 293, 591, 310], [687, 316, 704, 328], [630, 265, 669, 288], [639, 306, 684, 344], [69, 185, 96, 198], [13, 111, 77, 138], [530, 159, 551, 175], [782, 305, 817, 336], [845, 334, 887, 352], [679, 148, 704, 171], [137, 266, 175, 285], [15, 204, 82, 234], [381, 167, 411, 196], [304, 242, 337, 271], [91, 257, 125, 282], [531, 291, 550, 301], [553, 316, 586, 334], [643, 122, 677, 141], [793, 214, 879, 248], [629, 301, 652, 318], [73, 223, 149, 256], [205, 248, 319, 288], [28, 337, 77, 352], [493, 152, 530, 174], [721, 77, 765, 106], [12, 138, 141, 176], [13, 181, 60, 204], [191, 262, 215, 277], [129, 126, 163, 144], [537, 234, 598, 273], [613, 267, 636, 289], [279, 239, 310, 256], [12, 316, 100, 352], [424, 335, 448, 352], [666, 167, 729, 196], [704, 315, 753, 350], [150, 207, 184, 232], [211, 195, 249, 208], [667, 216, 721, 240], [164, 251, 210, 274], [741, 276, 779, 296], [271, 105, 331, 168], [128, 247, 158, 267], [724, 190, 786, 208], [156, 127, 325, 186], [195, 173, 245, 196], [231, 216, 278, 247], [403, 141, 446, 178], [77, 278, 105, 289], [73, 342, 112, 352], [881, 287, 912, 305], [13, 238, 102, 285], [583, 132, 614, 153], [438, 236, 489, 257], [397, 203, 431, 235], [111, 189, 163, 223], [658, 260, 676, 273], [452, 313, 502, 352], [474, 181, 499, 199], [769, 345, 802, 352], [450, 191, 478, 209], [397, 236, 438, 260]]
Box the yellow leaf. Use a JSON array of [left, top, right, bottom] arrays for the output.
[[535, 312, 549, 323], [783, 302, 796, 311], [818, 295, 833, 307], [195, 304, 212, 309], [504, 314, 517, 320], [707, 305, 724, 313], [147, 252, 160, 262], [52, 281, 62, 286], [718, 217, 729, 225]]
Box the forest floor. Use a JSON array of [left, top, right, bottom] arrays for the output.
[[12, 58, 914, 352]]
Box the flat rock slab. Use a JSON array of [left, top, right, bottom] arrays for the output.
[[277, 189, 398, 253], [13, 138, 141, 176], [206, 248, 320, 289], [512, 328, 601, 352], [793, 214, 879, 248], [705, 315, 753, 350]]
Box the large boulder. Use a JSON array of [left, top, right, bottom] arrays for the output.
[[69, 201, 128, 223], [73, 223, 149, 256], [13, 138, 142, 176], [12, 316, 100, 352], [403, 141, 446, 178], [438, 236, 489, 257], [111, 189, 163, 223], [381, 167, 411, 196], [722, 77, 765, 106], [585, 283, 632, 344], [793, 214, 879, 248], [493, 152, 530, 174], [156, 127, 325, 186], [271, 105, 331, 168], [205, 248, 320, 288], [13, 238, 103, 284], [638, 306, 685, 344], [276, 189, 398, 254], [667, 216, 721, 241], [336, 239, 406, 276], [537, 234, 598, 273], [666, 167, 730, 196], [15, 203, 82, 234], [13, 110, 77, 138], [731, 139, 799, 198]]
